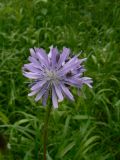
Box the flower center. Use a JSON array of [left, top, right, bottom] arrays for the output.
[[45, 69, 58, 81]]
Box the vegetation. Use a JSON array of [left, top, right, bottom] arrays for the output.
[[0, 0, 120, 159]]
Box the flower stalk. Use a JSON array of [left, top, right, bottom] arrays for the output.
[[43, 105, 52, 160]]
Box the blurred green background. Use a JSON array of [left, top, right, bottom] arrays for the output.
[[0, 0, 120, 159]]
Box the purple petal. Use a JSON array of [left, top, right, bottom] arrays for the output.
[[64, 78, 82, 88], [71, 66, 86, 76], [53, 82, 64, 102], [28, 88, 40, 96], [31, 80, 47, 91], [73, 72, 83, 78], [28, 56, 43, 70], [57, 47, 70, 69], [51, 47, 59, 68], [42, 89, 49, 106], [60, 84, 74, 101], [81, 77, 93, 88], [23, 64, 42, 73], [28, 56, 39, 64], [52, 86, 58, 108], [30, 48, 36, 58], [35, 48, 49, 68], [35, 82, 50, 102], [23, 72, 42, 79], [58, 57, 80, 76], [30, 62, 43, 70], [48, 45, 53, 59]]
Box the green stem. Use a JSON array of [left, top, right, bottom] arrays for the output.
[[43, 105, 52, 160]]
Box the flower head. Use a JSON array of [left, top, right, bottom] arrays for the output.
[[22, 46, 92, 108]]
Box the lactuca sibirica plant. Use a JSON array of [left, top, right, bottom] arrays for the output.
[[22, 46, 92, 108], [22, 46, 92, 159]]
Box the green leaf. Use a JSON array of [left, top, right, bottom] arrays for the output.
[[58, 141, 75, 158], [0, 111, 9, 124]]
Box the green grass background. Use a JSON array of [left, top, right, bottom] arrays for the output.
[[0, 0, 120, 159]]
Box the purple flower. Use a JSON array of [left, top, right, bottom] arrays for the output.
[[22, 46, 92, 108]]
